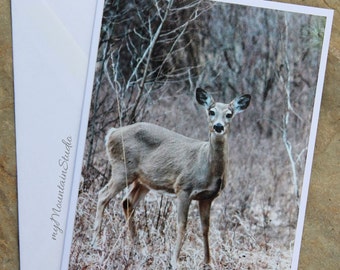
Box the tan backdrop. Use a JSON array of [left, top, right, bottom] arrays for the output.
[[0, 0, 338, 269]]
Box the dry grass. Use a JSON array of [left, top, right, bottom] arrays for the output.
[[69, 169, 292, 269]]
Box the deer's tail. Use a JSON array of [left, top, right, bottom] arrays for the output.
[[105, 127, 118, 145]]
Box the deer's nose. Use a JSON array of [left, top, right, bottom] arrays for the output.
[[213, 123, 224, 133]]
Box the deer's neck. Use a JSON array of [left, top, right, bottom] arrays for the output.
[[208, 133, 228, 179]]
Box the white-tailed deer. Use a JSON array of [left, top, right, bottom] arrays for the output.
[[92, 88, 251, 266]]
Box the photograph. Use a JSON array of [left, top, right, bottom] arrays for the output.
[[65, 0, 330, 269]]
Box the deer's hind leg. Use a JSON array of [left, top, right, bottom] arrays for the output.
[[92, 167, 133, 246], [122, 181, 149, 242]]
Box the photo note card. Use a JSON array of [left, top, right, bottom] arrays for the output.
[[62, 0, 333, 269]]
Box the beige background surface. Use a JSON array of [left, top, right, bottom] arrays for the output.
[[0, 0, 338, 269]]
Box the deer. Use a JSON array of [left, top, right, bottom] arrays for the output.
[[92, 88, 251, 266]]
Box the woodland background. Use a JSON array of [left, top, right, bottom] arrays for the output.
[[69, 1, 325, 269]]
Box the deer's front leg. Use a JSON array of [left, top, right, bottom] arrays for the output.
[[199, 199, 212, 264], [173, 192, 191, 266]]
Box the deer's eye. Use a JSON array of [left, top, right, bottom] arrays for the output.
[[226, 112, 233, 118], [209, 110, 215, 116]]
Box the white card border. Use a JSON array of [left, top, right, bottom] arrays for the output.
[[61, 0, 106, 268]]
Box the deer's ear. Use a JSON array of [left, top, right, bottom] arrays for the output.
[[232, 94, 251, 114], [196, 88, 215, 109]]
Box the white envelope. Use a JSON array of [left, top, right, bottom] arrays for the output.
[[12, 0, 99, 269]]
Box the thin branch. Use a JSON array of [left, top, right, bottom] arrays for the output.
[[128, 0, 174, 123]]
